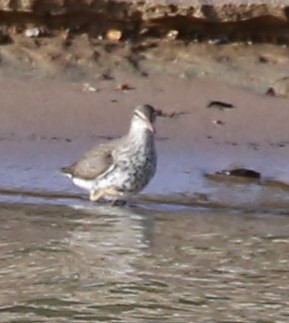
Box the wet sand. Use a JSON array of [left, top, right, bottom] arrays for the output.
[[1, 30, 289, 322], [0, 76, 289, 210]]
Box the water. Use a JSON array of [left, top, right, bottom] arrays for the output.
[[1, 137, 289, 322], [1, 201, 289, 322]]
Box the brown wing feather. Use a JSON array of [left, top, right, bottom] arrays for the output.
[[61, 138, 123, 180]]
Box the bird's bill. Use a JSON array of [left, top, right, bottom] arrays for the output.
[[145, 120, 155, 133]]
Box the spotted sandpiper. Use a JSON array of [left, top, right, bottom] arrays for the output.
[[61, 104, 158, 203]]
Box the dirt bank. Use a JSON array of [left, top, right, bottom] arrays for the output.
[[0, 1, 288, 94]]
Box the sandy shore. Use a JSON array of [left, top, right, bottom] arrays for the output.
[[1, 3, 289, 321], [0, 75, 288, 208]]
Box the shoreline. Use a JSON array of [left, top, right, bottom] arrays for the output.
[[0, 76, 289, 209]]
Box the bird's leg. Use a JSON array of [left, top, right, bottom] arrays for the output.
[[101, 188, 126, 207], [109, 198, 118, 207], [104, 187, 122, 197], [89, 189, 105, 202], [90, 188, 126, 206]]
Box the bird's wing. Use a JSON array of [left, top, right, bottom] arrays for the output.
[[61, 140, 120, 180]]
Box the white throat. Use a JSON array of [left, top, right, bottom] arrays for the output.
[[129, 117, 151, 136]]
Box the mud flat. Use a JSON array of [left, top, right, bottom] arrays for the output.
[[0, 75, 288, 211], [1, 2, 289, 322]]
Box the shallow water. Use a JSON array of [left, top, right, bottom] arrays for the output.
[[0, 201, 289, 322], [1, 136, 289, 322]]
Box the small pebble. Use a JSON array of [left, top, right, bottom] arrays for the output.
[[106, 29, 122, 41], [82, 83, 99, 93], [24, 27, 40, 38], [115, 83, 133, 91], [212, 120, 224, 125]]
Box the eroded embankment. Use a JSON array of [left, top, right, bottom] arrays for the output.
[[0, 0, 289, 42], [0, 2, 289, 95]]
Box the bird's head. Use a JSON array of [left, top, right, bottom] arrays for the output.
[[132, 104, 158, 133]]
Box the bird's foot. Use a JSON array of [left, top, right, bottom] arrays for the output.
[[110, 199, 127, 207], [89, 188, 125, 206]]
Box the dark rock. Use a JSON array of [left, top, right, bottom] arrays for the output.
[[216, 168, 261, 179], [207, 100, 235, 109]]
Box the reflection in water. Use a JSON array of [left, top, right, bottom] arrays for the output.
[[0, 203, 289, 321]]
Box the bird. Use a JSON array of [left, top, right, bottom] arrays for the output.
[[61, 104, 158, 204]]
